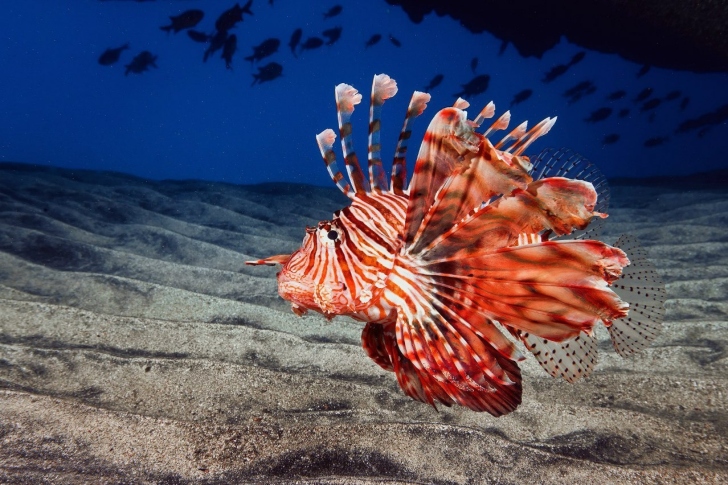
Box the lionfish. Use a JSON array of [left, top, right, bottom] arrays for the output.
[[246, 74, 666, 416]]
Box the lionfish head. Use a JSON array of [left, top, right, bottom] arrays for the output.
[[275, 217, 353, 318]]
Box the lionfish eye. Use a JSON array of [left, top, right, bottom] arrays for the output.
[[327, 230, 339, 240]]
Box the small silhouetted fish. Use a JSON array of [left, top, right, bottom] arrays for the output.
[[606, 90, 626, 101], [636, 64, 651, 78], [584, 107, 612, 122], [300, 36, 324, 51], [602, 133, 619, 145], [423, 74, 443, 92], [187, 30, 210, 43], [618, 108, 630, 118], [510, 89, 532, 107], [160, 9, 204, 34], [322, 27, 342, 45], [644, 136, 668, 147], [365, 34, 382, 48], [498, 40, 508, 56], [289, 28, 302, 56], [252, 61, 283, 85], [542, 64, 568, 83], [568, 51, 585, 66], [125, 51, 157, 75], [634, 87, 653, 103], [323, 5, 342, 19], [204, 30, 228, 62], [245, 37, 279, 63], [680, 96, 690, 111], [454, 74, 490, 98], [389, 34, 401, 47], [471, 57, 478, 73], [640, 98, 661, 113], [664, 90, 681, 101], [563, 80, 596, 104], [98, 43, 128, 65], [222, 34, 237, 69], [676, 103, 728, 134], [216, 1, 252, 33]]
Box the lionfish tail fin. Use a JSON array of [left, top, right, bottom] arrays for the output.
[[368, 74, 398, 192], [608, 235, 666, 356]]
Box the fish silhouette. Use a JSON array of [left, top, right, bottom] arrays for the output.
[[245, 38, 280, 63], [498, 40, 508, 56], [160, 9, 204, 34], [300, 37, 324, 51], [453, 74, 490, 98], [676, 103, 728, 134], [322, 27, 342, 45], [422, 74, 444, 92], [680, 97, 690, 111], [216, 1, 252, 33], [98, 43, 129, 66], [222, 34, 237, 69], [510, 89, 533, 107], [252, 61, 283, 85], [389, 34, 401, 47], [568, 51, 586, 66], [365, 34, 382, 48], [204, 30, 228, 62], [563, 80, 596, 104], [606, 90, 626, 101], [602, 133, 620, 145], [125, 51, 157, 75], [664, 90, 681, 101], [584, 107, 612, 123], [634, 87, 653, 103], [644, 136, 668, 147], [636, 64, 651, 78], [289, 28, 303, 56], [542, 64, 568, 83], [618, 108, 630, 118], [640, 98, 661, 113], [187, 30, 210, 43], [323, 5, 342, 19]]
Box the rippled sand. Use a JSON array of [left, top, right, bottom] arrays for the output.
[[1, 163, 726, 484]]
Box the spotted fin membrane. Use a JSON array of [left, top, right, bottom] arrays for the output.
[[515, 147, 665, 381]]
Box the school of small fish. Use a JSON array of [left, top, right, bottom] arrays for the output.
[[246, 74, 667, 415]]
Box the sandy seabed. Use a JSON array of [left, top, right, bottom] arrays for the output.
[[0, 162, 726, 484]]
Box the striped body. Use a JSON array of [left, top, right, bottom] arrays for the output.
[[246, 74, 666, 416]]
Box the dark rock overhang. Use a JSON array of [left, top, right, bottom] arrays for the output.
[[386, 0, 728, 73]]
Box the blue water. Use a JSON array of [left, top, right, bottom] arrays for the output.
[[1, 0, 727, 186]]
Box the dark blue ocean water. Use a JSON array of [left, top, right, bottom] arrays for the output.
[[1, 0, 727, 186]]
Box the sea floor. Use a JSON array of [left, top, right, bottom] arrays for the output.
[[0, 162, 726, 484]]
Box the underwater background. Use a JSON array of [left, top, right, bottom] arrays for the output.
[[1, 0, 727, 183], [1, 1, 728, 483]]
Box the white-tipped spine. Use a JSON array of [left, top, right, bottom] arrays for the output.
[[473, 101, 495, 127]]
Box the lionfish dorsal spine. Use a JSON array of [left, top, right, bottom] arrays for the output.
[[494, 120, 527, 150], [316, 128, 354, 198], [335, 83, 369, 194], [472, 101, 495, 127], [391, 90, 431, 195], [483, 110, 511, 138], [509, 116, 557, 155], [368, 74, 398, 192]]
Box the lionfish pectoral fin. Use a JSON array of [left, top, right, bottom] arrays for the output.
[[608, 235, 666, 356], [244, 254, 291, 266], [515, 328, 599, 383]]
